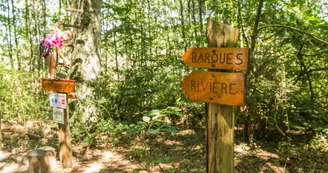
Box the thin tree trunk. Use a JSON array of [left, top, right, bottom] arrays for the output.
[[33, 0, 40, 72], [198, 0, 203, 47], [188, 0, 192, 47], [192, 0, 198, 46], [179, 0, 187, 51], [113, 19, 119, 80], [6, 0, 14, 69], [11, 0, 21, 70], [245, 0, 264, 145], [25, 0, 31, 68]]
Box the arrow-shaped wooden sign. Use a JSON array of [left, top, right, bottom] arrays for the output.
[[182, 48, 249, 70], [181, 71, 246, 106], [42, 79, 75, 93]]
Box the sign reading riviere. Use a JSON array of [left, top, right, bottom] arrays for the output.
[[181, 71, 245, 106], [42, 79, 75, 93], [182, 48, 249, 70]]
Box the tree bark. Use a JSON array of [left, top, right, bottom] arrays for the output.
[[11, 0, 20, 70], [6, 0, 14, 69], [198, 0, 203, 46], [27, 146, 57, 173], [179, 0, 187, 51], [70, 0, 101, 82], [69, 0, 102, 126]]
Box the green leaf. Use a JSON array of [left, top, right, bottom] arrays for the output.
[[161, 128, 178, 134], [149, 109, 161, 117], [127, 127, 137, 136], [147, 128, 159, 134]]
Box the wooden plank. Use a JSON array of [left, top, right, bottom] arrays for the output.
[[181, 71, 245, 106], [41, 79, 75, 93], [58, 94, 73, 168], [182, 48, 249, 70], [68, 93, 78, 99]]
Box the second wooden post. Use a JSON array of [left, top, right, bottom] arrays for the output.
[[58, 93, 73, 168]]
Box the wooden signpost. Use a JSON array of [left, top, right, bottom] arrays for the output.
[[41, 78, 74, 168], [181, 19, 249, 173], [180, 71, 245, 106]]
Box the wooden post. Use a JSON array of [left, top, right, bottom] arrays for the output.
[[58, 93, 73, 168], [205, 19, 239, 173]]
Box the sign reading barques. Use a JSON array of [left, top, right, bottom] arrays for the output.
[[53, 107, 64, 124], [49, 93, 67, 109], [181, 71, 245, 106], [182, 48, 249, 70]]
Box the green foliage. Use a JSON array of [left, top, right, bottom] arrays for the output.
[[309, 133, 328, 152], [0, 65, 48, 122], [124, 107, 181, 137]]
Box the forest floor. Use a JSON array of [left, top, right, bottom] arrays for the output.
[[0, 120, 327, 173]]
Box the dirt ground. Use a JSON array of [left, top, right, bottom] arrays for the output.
[[0, 120, 327, 173]]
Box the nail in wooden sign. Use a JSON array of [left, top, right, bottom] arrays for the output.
[[182, 48, 249, 70], [181, 71, 246, 106], [42, 79, 75, 93]]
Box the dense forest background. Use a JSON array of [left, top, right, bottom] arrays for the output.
[[0, 0, 327, 172]]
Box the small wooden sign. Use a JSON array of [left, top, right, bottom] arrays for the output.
[[182, 48, 249, 70], [181, 71, 246, 106], [42, 79, 75, 93]]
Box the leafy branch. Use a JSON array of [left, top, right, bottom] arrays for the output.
[[261, 24, 328, 46]]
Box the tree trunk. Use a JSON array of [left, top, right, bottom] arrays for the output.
[[70, 0, 102, 124], [6, 0, 14, 69], [27, 146, 57, 173], [245, 0, 264, 145], [70, 0, 101, 82], [198, 0, 203, 47], [179, 0, 187, 51], [192, 0, 198, 46], [11, 0, 21, 70]]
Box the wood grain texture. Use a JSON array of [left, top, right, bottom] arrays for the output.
[[42, 79, 75, 93], [27, 147, 57, 173], [182, 48, 249, 70], [206, 19, 238, 173], [58, 95, 73, 168], [181, 71, 245, 106]]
